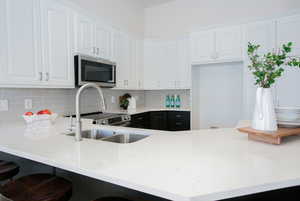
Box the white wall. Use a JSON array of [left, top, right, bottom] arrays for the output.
[[68, 0, 145, 37], [144, 0, 300, 38]]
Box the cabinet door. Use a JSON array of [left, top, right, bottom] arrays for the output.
[[164, 41, 179, 89], [130, 39, 143, 89], [177, 37, 191, 89], [150, 111, 168, 131], [75, 14, 95, 56], [143, 41, 161, 89], [243, 21, 276, 118], [276, 15, 300, 107], [215, 26, 242, 61], [41, 0, 74, 88], [130, 113, 150, 129], [277, 15, 300, 56], [115, 32, 131, 89], [95, 24, 112, 60], [190, 30, 215, 64], [0, 0, 43, 86]]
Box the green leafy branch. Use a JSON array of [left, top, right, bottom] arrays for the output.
[[247, 42, 300, 88]]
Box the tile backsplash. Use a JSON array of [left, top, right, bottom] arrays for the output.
[[0, 88, 145, 122], [0, 88, 190, 122], [145, 90, 191, 109]]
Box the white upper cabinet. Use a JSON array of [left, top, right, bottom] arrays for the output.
[[244, 21, 276, 55], [75, 14, 95, 56], [130, 39, 144, 89], [190, 26, 243, 65], [143, 40, 160, 89], [243, 20, 276, 119], [143, 38, 191, 90], [0, 0, 42, 87], [40, 0, 74, 88], [95, 25, 113, 61], [75, 14, 114, 61], [116, 32, 131, 89], [177, 37, 191, 89], [277, 15, 300, 56], [190, 30, 215, 64], [276, 15, 300, 107], [215, 26, 242, 61], [0, 0, 75, 88], [115, 33, 143, 90]]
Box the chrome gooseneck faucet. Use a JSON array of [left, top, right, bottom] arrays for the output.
[[75, 83, 106, 141]]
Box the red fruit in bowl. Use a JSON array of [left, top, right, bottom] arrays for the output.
[[37, 109, 52, 115], [25, 112, 34, 116]]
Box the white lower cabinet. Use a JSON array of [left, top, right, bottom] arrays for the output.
[[0, 0, 43, 87], [41, 0, 74, 88]]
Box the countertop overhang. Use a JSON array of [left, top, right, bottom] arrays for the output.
[[1, 118, 300, 201]]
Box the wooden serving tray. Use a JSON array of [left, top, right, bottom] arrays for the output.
[[237, 127, 300, 145]]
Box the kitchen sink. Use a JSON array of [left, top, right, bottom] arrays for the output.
[[66, 129, 115, 140], [66, 128, 149, 143], [102, 134, 149, 144]]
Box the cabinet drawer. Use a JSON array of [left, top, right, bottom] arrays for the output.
[[168, 111, 189, 120], [168, 111, 190, 131]]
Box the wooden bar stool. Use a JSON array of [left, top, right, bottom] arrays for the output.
[[0, 161, 19, 182], [93, 197, 132, 201], [1, 173, 72, 201]]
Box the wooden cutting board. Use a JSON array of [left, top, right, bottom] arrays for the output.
[[237, 127, 300, 145]]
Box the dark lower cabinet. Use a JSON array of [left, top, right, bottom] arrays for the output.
[[130, 112, 150, 129], [219, 185, 300, 201], [167, 111, 190, 131], [130, 111, 190, 131], [149, 111, 168, 131]]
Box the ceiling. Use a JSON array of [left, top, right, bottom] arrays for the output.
[[141, 0, 175, 8]]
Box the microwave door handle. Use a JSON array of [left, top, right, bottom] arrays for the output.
[[108, 66, 115, 83]]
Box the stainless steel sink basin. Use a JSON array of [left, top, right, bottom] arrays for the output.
[[66, 128, 149, 143], [66, 129, 115, 140], [102, 134, 149, 144]]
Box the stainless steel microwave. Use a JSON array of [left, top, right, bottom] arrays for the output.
[[75, 55, 116, 87]]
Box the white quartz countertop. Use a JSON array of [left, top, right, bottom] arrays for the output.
[[1, 118, 300, 201]]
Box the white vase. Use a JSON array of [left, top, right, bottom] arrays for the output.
[[252, 87, 278, 131]]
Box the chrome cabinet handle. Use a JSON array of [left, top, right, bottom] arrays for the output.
[[39, 72, 43, 81], [97, 48, 100, 55], [46, 72, 49, 81]]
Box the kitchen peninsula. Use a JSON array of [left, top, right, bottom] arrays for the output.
[[1, 118, 300, 201]]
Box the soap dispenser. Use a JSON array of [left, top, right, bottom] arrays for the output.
[[170, 95, 175, 108], [175, 94, 181, 108], [165, 95, 171, 108]]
